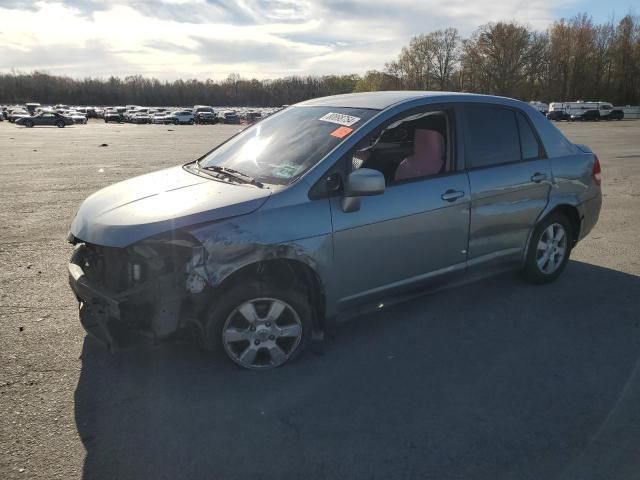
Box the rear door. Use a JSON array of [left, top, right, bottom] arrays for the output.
[[463, 105, 551, 266]]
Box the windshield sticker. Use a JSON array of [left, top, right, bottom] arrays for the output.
[[273, 164, 299, 179], [330, 126, 353, 139], [319, 112, 361, 127]]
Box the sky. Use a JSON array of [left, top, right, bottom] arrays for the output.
[[0, 0, 636, 80]]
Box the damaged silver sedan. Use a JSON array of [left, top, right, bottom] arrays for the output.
[[68, 92, 601, 369]]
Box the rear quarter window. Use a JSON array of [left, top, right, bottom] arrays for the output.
[[517, 112, 542, 160]]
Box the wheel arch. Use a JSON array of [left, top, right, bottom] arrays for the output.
[[549, 204, 581, 242], [521, 203, 582, 266], [211, 258, 326, 332]]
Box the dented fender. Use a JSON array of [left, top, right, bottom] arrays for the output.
[[186, 189, 337, 316]]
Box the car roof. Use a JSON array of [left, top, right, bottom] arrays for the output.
[[296, 91, 515, 110]]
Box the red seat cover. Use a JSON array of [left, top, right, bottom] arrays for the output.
[[395, 129, 444, 181]]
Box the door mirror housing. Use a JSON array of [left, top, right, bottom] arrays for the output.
[[341, 168, 385, 213], [344, 168, 385, 197]]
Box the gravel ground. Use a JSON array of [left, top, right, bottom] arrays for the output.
[[0, 119, 639, 480]]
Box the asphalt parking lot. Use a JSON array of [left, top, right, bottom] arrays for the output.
[[1, 119, 639, 480]]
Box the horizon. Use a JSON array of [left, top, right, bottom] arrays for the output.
[[1, 0, 637, 81]]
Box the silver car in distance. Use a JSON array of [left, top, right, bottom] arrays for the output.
[[68, 92, 602, 369]]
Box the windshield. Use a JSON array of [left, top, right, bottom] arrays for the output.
[[198, 106, 377, 185]]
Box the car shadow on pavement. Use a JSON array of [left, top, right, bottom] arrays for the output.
[[75, 260, 640, 480]]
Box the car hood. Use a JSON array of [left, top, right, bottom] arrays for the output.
[[70, 165, 271, 248]]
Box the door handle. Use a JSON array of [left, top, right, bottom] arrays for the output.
[[441, 189, 465, 202], [531, 172, 547, 183]]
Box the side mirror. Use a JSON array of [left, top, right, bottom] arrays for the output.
[[341, 168, 385, 213]]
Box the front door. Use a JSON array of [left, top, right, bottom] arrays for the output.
[[329, 106, 470, 309]]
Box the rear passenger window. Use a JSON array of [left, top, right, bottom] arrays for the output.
[[466, 106, 520, 168], [517, 113, 541, 160]]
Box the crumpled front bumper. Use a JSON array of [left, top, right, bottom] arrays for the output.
[[69, 243, 122, 347], [68, 241, 210, 349], [68, 243, 153, 349]]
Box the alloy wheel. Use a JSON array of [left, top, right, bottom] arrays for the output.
[[536, 222, 567, 274], [222, 297, 303, 369]]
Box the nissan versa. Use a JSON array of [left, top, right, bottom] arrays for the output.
[[67, 92, 602, 370]]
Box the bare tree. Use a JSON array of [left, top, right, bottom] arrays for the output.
[[429, 28, 460, 90]]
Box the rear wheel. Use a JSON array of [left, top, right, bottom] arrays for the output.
[[206, 281, 312, 370], [522, 213, 573, 284], [56, 120, 65, 128]]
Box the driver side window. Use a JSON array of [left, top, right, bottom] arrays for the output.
[[349, 109, 454, 185]]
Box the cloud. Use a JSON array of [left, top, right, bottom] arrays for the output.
[[0, 42, 136, 76], [0, 0, 580, 80]]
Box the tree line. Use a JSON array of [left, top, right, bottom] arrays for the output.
[[1, 13, 638, 107]]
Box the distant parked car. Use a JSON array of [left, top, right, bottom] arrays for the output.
[[195, 111, 218, 124], [85, 107, 99, 119], [219, 111, 241, 124], [244, 111, 262, 124], [171, 111, 195, 125], [601, 109, 624, 121], [571, 109, 600, 121], [546, 110, 571, 121], [25, 103, 41, 114], [104, 111, 124, 123], [159, 112, 177, 124], [123, 110, 140, 122], [151, 112, 167, 124], [66, 111, 88, 124], [130, 113, 151, 124], [193, 106, 217, 124], [8, 109, 31, 123], [16, 111, 73, 128]]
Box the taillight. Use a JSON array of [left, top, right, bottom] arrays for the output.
[[592, 155, 601, 186]]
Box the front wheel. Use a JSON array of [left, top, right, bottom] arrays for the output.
[[206, 281, 312, 370], [522, 213, 573, 284], [25, 120, 34, 128], [56, 120, 65, 128]]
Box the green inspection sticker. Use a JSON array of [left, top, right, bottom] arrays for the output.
[[273, 164, 299, 178]]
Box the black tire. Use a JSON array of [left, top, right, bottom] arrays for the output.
[[25, 120, 34, 128], [56, 120, 65, 128], [205, 280, 312, 369], [522, 212, 574, 284]]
